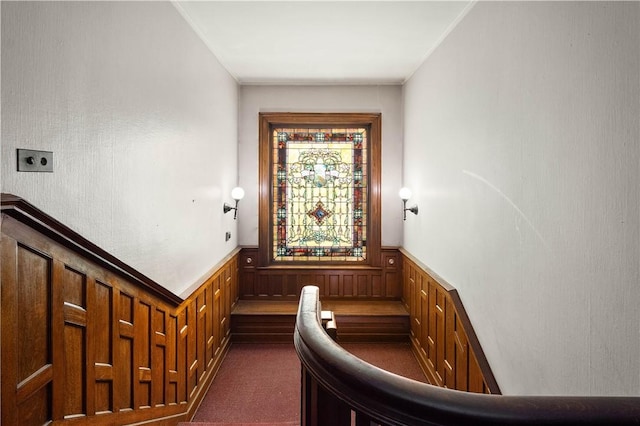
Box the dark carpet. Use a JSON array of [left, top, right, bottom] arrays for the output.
[[191, 344, 300, 424], [189, 342, 425, 424], [341, 342, 428, 384]]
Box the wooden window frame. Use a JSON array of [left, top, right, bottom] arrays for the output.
[[258, 112, 381, 268]]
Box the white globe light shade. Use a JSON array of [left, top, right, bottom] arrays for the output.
[[231, 187, 245, 201], [398, 187, 412, 201]]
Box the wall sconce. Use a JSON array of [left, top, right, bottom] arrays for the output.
[[399, 187, 418, 220], [223, 187, 245, 220]]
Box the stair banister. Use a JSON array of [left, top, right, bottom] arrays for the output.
[[294, 285, 640, 426]]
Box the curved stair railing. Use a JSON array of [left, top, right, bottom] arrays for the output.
[[294, 285, 640, 426]]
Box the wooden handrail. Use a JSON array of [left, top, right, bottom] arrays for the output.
[[294, 285, 640, 426], [1, 193, 182, 305]]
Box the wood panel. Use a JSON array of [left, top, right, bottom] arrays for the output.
[[1, 196, 240, 426], [239, 247, 401, 300], [400, 249, 500, 394], [2, 242, 55, 425]]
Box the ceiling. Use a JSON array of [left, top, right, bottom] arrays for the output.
[[173, 1, 473, 85]]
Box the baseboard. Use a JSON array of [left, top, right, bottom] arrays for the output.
[[185, 336, 232, 421]]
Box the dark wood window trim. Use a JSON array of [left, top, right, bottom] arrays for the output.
[[258, 112, 381, 268]]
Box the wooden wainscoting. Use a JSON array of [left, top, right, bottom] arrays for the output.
[[231, 299, 409, 343], [400, 249, 500, 394], [238, 247, 401, 299], [1, 195, 239, 425], [234, 247, 406, 343]]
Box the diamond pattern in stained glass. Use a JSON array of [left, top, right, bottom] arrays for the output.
[[308, 202, 332, 225]]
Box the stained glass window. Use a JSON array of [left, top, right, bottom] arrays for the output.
[[272, 127, 368, 262]]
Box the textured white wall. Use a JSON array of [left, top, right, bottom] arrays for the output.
[[238, 85, 404, 247], [403, 2, 640, 395], [1, 2, 239, 297]]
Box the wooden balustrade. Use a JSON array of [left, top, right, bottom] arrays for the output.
[[294, 285, 640, 426]]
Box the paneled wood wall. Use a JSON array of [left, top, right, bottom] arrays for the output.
[[400, 249, 500, 394], [1, 196, 239, 426], [239, 247, 400, 299]]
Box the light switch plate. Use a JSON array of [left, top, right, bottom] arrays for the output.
[[17, 149, 53, 172]]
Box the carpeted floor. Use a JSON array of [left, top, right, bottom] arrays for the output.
[[341, 342, 428, 383], [190, 342, 426, 424], [192, 344, 300, 424]]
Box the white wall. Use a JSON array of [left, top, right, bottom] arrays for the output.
[[1, 2, 239, 297], [403, 2, 640, 396], [238, 85, 403, 247]]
